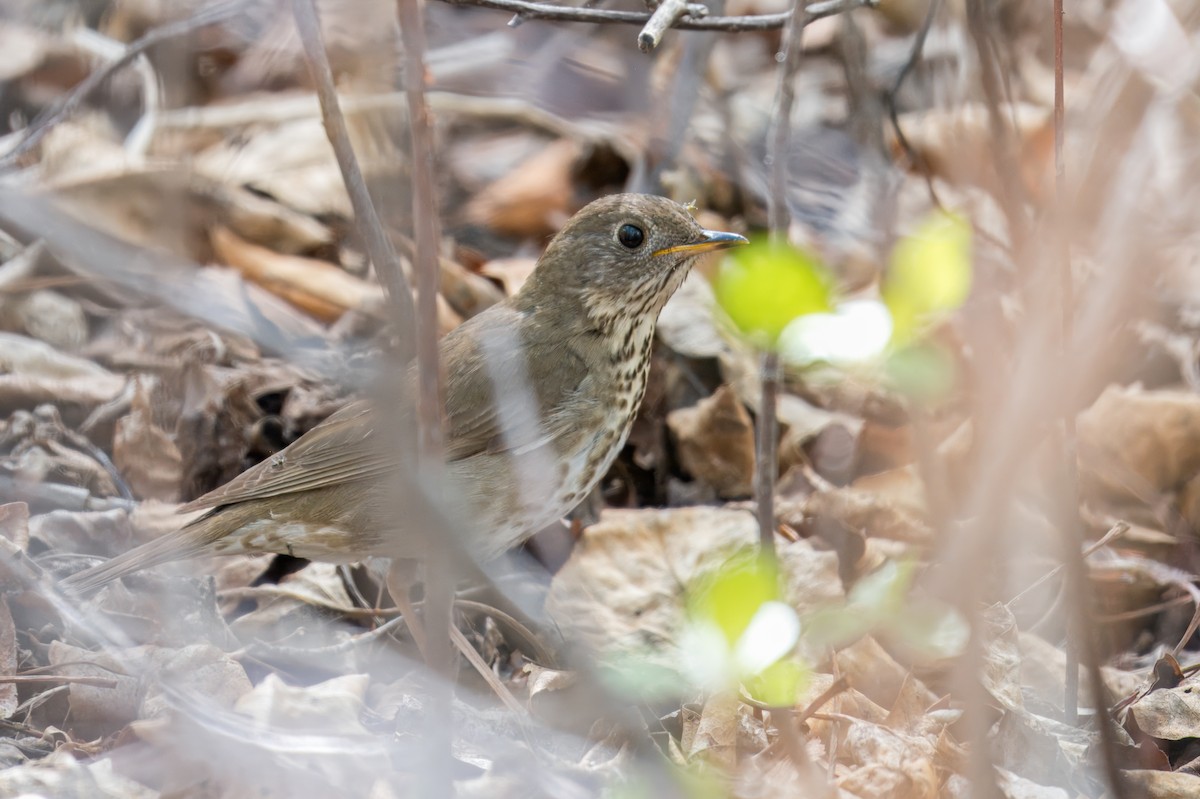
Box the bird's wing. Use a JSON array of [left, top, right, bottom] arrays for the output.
[[442, 312, 590, 462], [180, 309, 590, 511], [178, 400, 391, 512]]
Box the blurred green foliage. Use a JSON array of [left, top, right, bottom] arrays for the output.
[[713, 238, 832, 348]]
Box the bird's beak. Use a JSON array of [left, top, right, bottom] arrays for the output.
[[653, 229, 749, 258]]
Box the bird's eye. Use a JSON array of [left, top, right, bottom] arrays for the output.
[[617, 223, 645, 249]]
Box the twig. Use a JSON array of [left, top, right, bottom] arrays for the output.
[[397, 0, 447, 463], [291, 0, 416, 360], [754, 0, 811, 565], [754, 351, 782, 563], [885, 0, 946, 211], [436, 0, 873, 32], [0, 674, 118, 689], [767, 0, 809, 235], [1004, 522, 1128, 608], [449, 624, 527, 717], [0, 0, 245, 170], [963, 0, 1030, 262], [395, 3, 456, 797], [638, 0, 694, 52], [69, 27, 160, 160]]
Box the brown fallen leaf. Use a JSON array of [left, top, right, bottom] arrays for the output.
[[1078, 384, 1200, 502], [546, 507, 843, 664], [667, 384, 755, 499], [465, 138, 580, 238], [1122, 769, 1200, 799], [211, 225, 384, 323], [687, 692, 743, 770]]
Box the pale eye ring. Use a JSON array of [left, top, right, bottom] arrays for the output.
[[617, 223, 645, 249]]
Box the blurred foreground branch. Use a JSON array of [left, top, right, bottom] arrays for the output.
[[437, 0, 875, 33]]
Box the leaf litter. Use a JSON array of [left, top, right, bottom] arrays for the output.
[[0, 0, 1197, 797]]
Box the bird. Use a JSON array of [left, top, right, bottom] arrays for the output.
[[60, 194, 747, 596]]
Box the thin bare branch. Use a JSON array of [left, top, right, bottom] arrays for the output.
[[0, 0, 244, 170], [436, 0, 873, 32], [638, 0, 696, 52], [291, 0, 416, 359]]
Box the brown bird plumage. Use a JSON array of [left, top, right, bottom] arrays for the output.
[[61, 194, 746, 594]]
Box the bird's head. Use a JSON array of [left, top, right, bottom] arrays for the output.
[[520, 194, 747, 326]]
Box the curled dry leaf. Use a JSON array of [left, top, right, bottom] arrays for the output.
[[0, 332, 124, 415], [1129, 675, 1200, 742], [212, 183, 334, 256], [1121, 769, 1200, 799], [194, 117, 352, 219], [0, 290, 87, 352], [211, 226, 385, 324], [666, 384, 755, 499], [687, 692, 741, 770]]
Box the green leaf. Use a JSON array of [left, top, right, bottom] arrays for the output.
[[883, 211, 972, 345], [745, 658, 810, 708], [688, 551, 781, 648], [848, 558, 917, 616], [801, 604, 875, 650], [885, 596, 970, 662], [714, 239, 832, 348]]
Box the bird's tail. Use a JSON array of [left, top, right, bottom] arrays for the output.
[[59, 520, 216, 596]]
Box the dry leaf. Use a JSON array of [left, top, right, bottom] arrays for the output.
[[687, 692, 740, 769], [194, 116, 352, 218], [211, 225, 384, 323], [465, 138, 580, 238], [547, 507, 843, 664], [0, 332, 124, 414], [1078, 384, 1200, 501], [0, 598, 15, 719], [0, 750, 157, 798], [667, 385, 755, 499], [0, 501, 29, 550], [1130, 678, 1200, 741], [113, 380, 183, 502], [479, 257, 537, 297], [0, 289, 87, 352], [1121, 769, 1200, 799], [837, 718, 940, 799]]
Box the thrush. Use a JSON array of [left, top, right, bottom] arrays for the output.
[[61, 194, 747, 595]]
